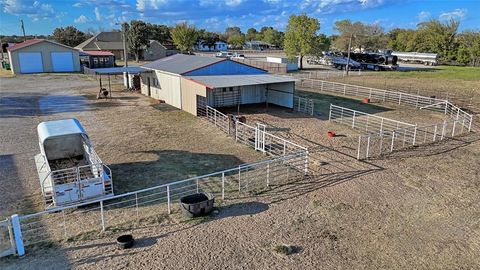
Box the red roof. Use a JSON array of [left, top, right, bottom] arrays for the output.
[[7, 39, 45, 51], [81, 50, 114, 56]]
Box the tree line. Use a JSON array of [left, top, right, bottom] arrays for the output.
[[2, 15, 478, 66]]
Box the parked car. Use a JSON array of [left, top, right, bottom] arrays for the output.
[[232, 53, 245, 59], [215, 51, 234, 59]]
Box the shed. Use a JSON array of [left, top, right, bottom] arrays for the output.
[[7, 39, 81, 74], [140, 54, 296, 115], [79, 51, 115, 69]]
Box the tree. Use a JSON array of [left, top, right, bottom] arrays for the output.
[[246, 28, 257, 41], [262, 28, 284, 48], [284, 14, 320, 69], [125, 20, 149, 62], [227, 35, 245, 49], [456, 31, 480, 66], [171, 22, 198, 53], [224, 26, 242, 40], [333, 19, 386, 52], [52, 26, 90, 47], [416, 19, 460, 61], [146, 23, 171, 44]]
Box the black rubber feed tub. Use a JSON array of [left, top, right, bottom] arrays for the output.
[[117, 234, 134, 249], [180, 193, 215, 218]]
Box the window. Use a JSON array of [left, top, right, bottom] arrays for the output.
[[93, 57, 98, 65], [104, 57, 110, 64]]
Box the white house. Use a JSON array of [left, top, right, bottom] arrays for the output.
[[196, 41, 228, 51]]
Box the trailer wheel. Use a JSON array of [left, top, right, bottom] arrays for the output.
[[374, 66, 380, 71]]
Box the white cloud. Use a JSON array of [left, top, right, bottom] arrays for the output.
[[73, 2, 82, 8], [2, 0, 56, 21], [439, 8, 467, 20], [74, 14, 89, 24], [417, 11, 430, 21], [136, 0, 167, 11], [94, 6, 102, 21], [225, 0, 243, 7]]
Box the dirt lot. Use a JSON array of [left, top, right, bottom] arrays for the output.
[[0, 74, 263, 217], [1, 74, 480, 269]]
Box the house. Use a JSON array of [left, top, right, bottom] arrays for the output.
[[140, 54, 296, 115], [244, 40, 273, 50], [76, 31, 175, 61], [144, 40, 168, 61], [79, 51, 115, 69], [196, 40, 228, 51], [7, 39, 81, 74]]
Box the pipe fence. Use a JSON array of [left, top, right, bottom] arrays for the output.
[[357, 119, 466, 159], [15, 152, 307, 250], [329, 104, 416, 134], [294, 79, 473, 132], [293, 96, 314, 116], [289, 70, 363, 80]]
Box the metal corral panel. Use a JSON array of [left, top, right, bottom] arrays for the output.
[[185, 60, 266, 76], [267, 82, 294, 108]]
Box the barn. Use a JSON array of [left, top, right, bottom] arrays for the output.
[[7, 39, 81, 74], [140, 54, 296, 115]]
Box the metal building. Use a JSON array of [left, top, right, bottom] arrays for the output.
[[140, 54, 296, 115]]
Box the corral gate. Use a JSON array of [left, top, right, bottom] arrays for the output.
[[0, 218, 15, 257], [255, 123, 266, 152]]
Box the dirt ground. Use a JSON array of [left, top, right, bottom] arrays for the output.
[[0, 74, 263, 217], [1, 74, 480, 269]]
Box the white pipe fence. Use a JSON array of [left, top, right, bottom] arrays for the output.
[[293, 96, 314, 116], [326, 105, 470, 160], [356, 119, 466, 160], [329, 104, 416, 134], [13, 152, 307, 253], [290, 70, 362, 80], [293, 79, 473, 132]]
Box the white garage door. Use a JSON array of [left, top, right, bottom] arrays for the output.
[[51, 52, 74, 72], [18, 52, 44, 73]]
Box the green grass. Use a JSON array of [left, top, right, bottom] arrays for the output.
[[378, 66, 480, 81]]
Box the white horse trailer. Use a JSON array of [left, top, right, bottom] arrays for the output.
[[34, 119, 113, 209]]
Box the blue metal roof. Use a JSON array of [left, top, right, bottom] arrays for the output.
[[142, 54, 224, 75], [92, 66, 146, 74], [37, 119, 87, 145]]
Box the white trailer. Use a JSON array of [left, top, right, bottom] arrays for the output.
[[392, 51, 438, 65], [34, 119, 113, 209]]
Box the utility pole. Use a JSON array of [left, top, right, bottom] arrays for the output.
[[345, 33, 353, 76], [20, 20, 26, 42], [116, 22, 130, 89]]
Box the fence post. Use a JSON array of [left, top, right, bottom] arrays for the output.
[[366, 137, 371, 158], [412, 125, 417, 146], [62, 210, 67, 240], [222, 172, 225, 200], [196, 179, 199, 193], [433, 125, 437, 141], [11, 214, 25, 256], [390, 131, 395, 152], [238, 166, 241, 191], [399, 93, 402, 105], [321, 80, 324, 91], [214, 109, 217, 127], [441, 120, 446, 140], [283, 140, 286, 155], [468, 115, 472, 132], [304, 150, 309, 175], [452, 121, 456, 136], [328, 104, 332, 121], [135, 193, 139, 223], [369, 88, 372, 99], [357, 136, 362, 160], [343, 85, 346, 95], [167, 185, 171, 214], [100, 201, 105, 232], [352, 111, 356, 128], [266, 163, 270, 187], [380, 118, 384, 133]]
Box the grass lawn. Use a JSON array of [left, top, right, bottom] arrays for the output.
[[378, 65, 480, 81]]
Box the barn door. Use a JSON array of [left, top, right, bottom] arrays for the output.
[[255, 123, 266, 153]]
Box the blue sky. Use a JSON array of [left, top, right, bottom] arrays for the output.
[[0, 0, 479, 36]]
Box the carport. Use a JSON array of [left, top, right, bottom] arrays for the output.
[[87, 66, 146, 98], [183, 74, 296, 115]]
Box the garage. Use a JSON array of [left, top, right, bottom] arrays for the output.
[[7, 39, 81, 74], [18, 52, 44, 73], [51, 52, 74, 72]]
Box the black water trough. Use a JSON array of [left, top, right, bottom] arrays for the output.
[[180, 193, 215, 218], [117, 234, 134, 249]]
